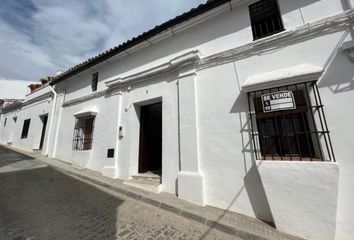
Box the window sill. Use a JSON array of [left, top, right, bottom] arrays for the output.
[[257, 157, 331, 162], [252, 29, 285, 42]]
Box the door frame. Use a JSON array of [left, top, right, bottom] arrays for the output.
[[138, 102, 162, 174], [39, 114, 48, 150]]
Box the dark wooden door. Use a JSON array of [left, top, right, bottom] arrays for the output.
[[139, 103, 162, 173], [39, 115, 48, 149]]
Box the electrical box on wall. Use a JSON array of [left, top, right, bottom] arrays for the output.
[[119, 126, 124, 138], [107, 148, 114, 158]]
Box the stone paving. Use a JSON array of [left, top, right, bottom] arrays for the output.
[[0, 146, 240, 240]]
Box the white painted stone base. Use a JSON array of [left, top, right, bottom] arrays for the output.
[[102, 166, 119, 178], [177, 171, 205, 206], [72, 151, 90, 169], [256, 161, 339, 240]]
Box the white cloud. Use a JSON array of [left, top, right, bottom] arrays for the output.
[[0, 0, 206, 81]]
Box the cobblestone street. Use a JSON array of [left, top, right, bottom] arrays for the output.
[[0, 146, 239, 240]]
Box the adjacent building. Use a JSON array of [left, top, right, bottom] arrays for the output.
[[0, 79, 37, 111], [0, 78, 54, 152], [1, 0, 354, 239]]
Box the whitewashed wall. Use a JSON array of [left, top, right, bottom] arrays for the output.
[[317, 35, 354, 240], [29, 0, 354, 240], [57, 0, 345, 101], [0, 109, 20, 145], [118, 73, 180, 192], [195, 31, 354, 240], [52, 81, 120, 173], [0, 94, 53, 153]]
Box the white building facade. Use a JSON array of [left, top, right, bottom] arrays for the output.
[[0, 79, 38, 111], [1, 0, 354, 239], [0, 85, 54, 154]]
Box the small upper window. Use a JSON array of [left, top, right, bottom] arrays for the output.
[[4, 118, 7, 127], [21, 119, 31, 139], [249, 0, 284, 40], [91, 72, 98, 92]]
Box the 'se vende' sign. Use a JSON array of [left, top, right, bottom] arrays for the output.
[[261, 91, 296, 113]]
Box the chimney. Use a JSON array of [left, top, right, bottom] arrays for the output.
[[28, 84, 42, 93], [40, 77, 48, 85]]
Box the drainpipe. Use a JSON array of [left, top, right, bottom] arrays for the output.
[[114, 90, 123, 177], [44, 85, 58, 156], [342, 0, 353, 9]]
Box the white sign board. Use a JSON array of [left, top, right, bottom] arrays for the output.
[[261, 91, 296, 113]]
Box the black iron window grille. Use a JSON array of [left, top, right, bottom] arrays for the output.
[[91, 72, 98, 92], [21, 119, 31, 139], [249, 0, 285, 40], [247, 81, 335, 161], [72, 115, 95, 151]]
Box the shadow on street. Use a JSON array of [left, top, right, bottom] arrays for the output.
[[0, 146, 122, 240]]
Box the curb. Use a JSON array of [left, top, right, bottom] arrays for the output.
[[45, 163, 299, 240]]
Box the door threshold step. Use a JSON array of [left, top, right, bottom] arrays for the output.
[[123, 181, 162, 193], [132, 173, 161, 183]]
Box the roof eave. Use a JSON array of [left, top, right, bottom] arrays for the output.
[[50, 0, 232, 86]]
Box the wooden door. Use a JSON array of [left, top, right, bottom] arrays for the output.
[[39, 115, 48, 150], [138, 103, 162, 173]]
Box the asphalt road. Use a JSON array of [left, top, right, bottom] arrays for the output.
[[0, 146, 238, 240]]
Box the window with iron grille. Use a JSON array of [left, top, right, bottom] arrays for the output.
[[72, 115, 95, 151], [21, 119, 31, 139], [249, 0, 284, 40], [91, 72, 98, 92], [247, 82, 335, 161]]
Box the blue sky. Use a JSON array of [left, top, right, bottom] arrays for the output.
[[0, 0, 206, 81]]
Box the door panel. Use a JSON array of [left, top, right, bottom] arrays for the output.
[[138, 103, 162, 173], [39, 115, 48, 150]]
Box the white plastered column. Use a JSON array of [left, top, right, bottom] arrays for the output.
[[102, 91, 122, 179], [177, 63, 205, 206]]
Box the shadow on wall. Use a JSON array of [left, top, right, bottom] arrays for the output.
[[318, 35, 354, 93], [341, 0, 354, 11], [244, 163, 275, 227], [230, 92, 276, 227], [198, 91, 276, 239]]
